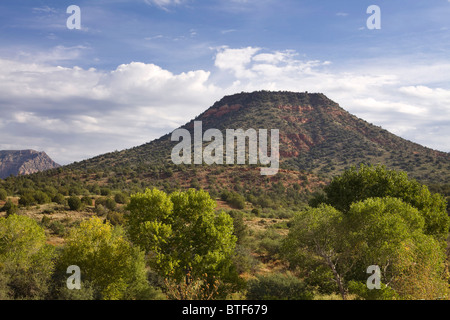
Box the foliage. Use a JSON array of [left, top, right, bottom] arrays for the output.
[[164, 272, 220, 300], [56, 217, 160, 300], [126, 188, 237, 292], [33, 190, 51, 204], [52, 193, 66, 205], [0, 188, 7, 201], [0, 200, 17, 216], [282, 204, 350, 299], [221, 191, 246, 209], [96, 197, 116, 211], [114, 192, 128, 204], [246, 273, 313, 300], [81, 196, 93, 206], [19, 193, 36, 207], [284, 197, 450, 300], [0, 214, 56, 299], [347, 197, 448, 299], [347, 281, 398, 300], [311, 164, 449, 242], [56, 280, 96, 300], [227, 210, 249, 245], [257, 229, 284, 260], [67, 196, 82, 211], [106, 211, 125, 226]]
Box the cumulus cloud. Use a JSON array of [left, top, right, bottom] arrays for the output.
[[143, 0, 187, 10], [0, 57, 221, 164], [1, 46, 449, 164]]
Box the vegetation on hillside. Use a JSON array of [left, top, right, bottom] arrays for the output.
[[0, 164, 448, 300], [53, 91, 450, 184]]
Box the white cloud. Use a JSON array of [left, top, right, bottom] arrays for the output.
[[32, 6, 58, 14], [214, 46, 261, 78], [144, 0, 186, 10], [0, 57, 221, 164]]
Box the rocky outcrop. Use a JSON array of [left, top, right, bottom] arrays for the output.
[[0, 150, 60, 179]]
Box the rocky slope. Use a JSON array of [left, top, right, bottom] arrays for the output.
[[66, 91, 450, 184], [0, 150, 60, 179]]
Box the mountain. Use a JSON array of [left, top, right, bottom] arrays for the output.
[[68, 91, 450, 184], [0, 150, 60, 179]]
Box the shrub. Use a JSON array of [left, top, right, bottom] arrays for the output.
[[348, 281, 399, 300], [95, 204, 107, 216], [57, 187, 69, 196], [41, 215, 51, 227], [19, 193, 36, 207], [114, 192, 128, 204], [68, 196, 82, 211], [232, 245, 259, 274], [56, 217, 160, 300], [100, 188, 111, 196], [228, 210, 248, 245], [106, 211, 125, 226], [81, 196, 93, 206], [221, 191, 245, 209], [49, 220, 66, 236], [246, 273, 313, 300], [52, 193, 66, 205], [95, 197, 115, 210], [229, 193, 245, 209], [1, 200, 17, 216], [258, 229, 283, 259], [33, 190, 51, 204], [105, 198, 116, 211], [0, 189, 7, 201]]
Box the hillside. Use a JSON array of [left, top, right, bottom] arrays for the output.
[[66, 91, 450, 184], [0, 150, 60, 179]]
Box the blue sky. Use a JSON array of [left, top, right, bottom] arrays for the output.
[[0, 0, 450, 164]]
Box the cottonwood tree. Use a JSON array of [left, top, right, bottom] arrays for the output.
[[126, 188, 237, 290], [282, 204, 353, 299], [56, 217, 160, 300], [0, 214, 56, 299], [284, 197, 449, 299], [310, 164, 449, 243], [346, 197, 448, 299]]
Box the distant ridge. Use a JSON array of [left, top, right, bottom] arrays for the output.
[[0, 150, 60, 179], [66, 91, 450, 184]]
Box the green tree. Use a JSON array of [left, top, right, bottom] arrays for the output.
[[246, 273, 313, 300], [18, 193, 36, 207], [33, 190, 51, 204], [126, 188, 237, 289], [310, 164, 449, 241], [1, 200, 17, 216], [283, 197, 449, 300], [68, 196, 82, 211], [52, 193, 66, 205], [0, 214, 56, 299], [346, 197, 448, 300], [0, 188, 7, 201], [100, 187, 111, 196], [282, 204, 351, 299], [56, 217, 161, 300], [114, 192, 128, 204], [81, 196, 93, 206]]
